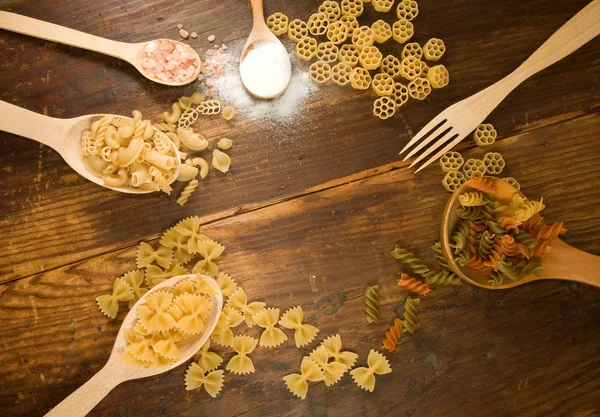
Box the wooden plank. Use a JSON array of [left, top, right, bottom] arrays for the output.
[[1, 114, 598, 416], [1, 0, 599, 282]]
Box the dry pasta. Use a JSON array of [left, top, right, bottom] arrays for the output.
[[350, 349, 392, 392], [364, 285, 380, 324], [393, 82, 409, 108], [392, 19, 414, 44], [176, 179, 199, 207], [372, 73, 395, 96], [309, 345, 347, 386], [399, 56, 424, 80], [288, 19, 308, 42], [192, 239, 225, 277], [267, 12, 289, 36], [340, 15, 359, 35], [373, 0, 394, 12], [401, 42, 423, 60], [358, 45, 383, 70], [352, 25, 374, 50], [307, 12, 329, 36], [319, 0, 342, 21], [283, 357, 324, 400], [381, 55, 402, 78], [295, 37, 318, 61], [483, 152, 506, 175], [137, 242, 173, 269], [442, 170, 466, 192], [403, 297, 421, 333], [212, 149, 231, 173], [371, 19, 392, 43], [373, 96, 396, 120], [428, 64, 450, 89], [211, 307, 244, 347], [463, 158, 487, 178], [253, 308, 288, 348], [397, 273, 430, 295], [473, 124, 497, 146], [217, 138, 233, 150], [382, 318, 403, 352], [327, 20, 349, 44], [198, 100, 221, 115], [184, 363, 224, 397], [173, 216, 208, 254], [390, 246, 429, 276], [338, 44, 360, 67], [396, 0, 419, 21], [439, 151, 464, 172], [279, 306, 319, 348], [331, 62, 353, 86], [341, 0, 364, 17], [350, 66, 372, 90], [459, 191, 486, 207], [309, 61, 333, 84], [502, 177, 521, 190], [222, 105, 235, 121], [226, 335, 258, 375], [316, 42, 339, 63], [123, 270, 148, 308], [225, 287, 266, 327], [321, 334, 358, 368], [423, 38, 446, 61], [96, 278, 134, 319], [408, 77, 431, 100]]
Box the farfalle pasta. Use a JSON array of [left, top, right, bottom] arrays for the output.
[[309, 345, 347, 386], [321, 334, 358, 368], [96, 278, 134, 319], [279, 306, 320, 347], [283, 357, 324, 400], [160, 227, 194, 265], [358, 45, 383, 70], [211, 307, 244, 347], [439, 151, 464, 173], [192, 239, 225, 277], [145, 262, 188, 288], [267, 12, 289, 36], [225, 287, 266, 327], [195, 340, 223, 372], [373, 96, 396, 120], [170, 293, 211, 335], [136, 242, 173, 269], [123, 270, 148, 308], [350, 349, 392, 392], [173, 216, 207, 254], [138, 291, 177, 332], [226, 335, 258, 375], [184, 363, 224, 397], [392, 19, 414, 43], [253, 308, 288, 348], [215, 272, 238, 296], [288, 19, 309, 42], [372, 73, 395, 96]]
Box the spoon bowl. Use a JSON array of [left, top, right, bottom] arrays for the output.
[[45, 274, 223, 417], [441, 176, 600, 289], [0, 12, 201, 86], [1, 100, 181, 194]]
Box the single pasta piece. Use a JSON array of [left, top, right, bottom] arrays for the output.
[[319, 0, 342, 21], [401, 42, 423, 60], [466, 175, 496, 193], [225, 287, 266, 327], [502, 177, 521, 190], [176, 179, 199, 207], [352, 25, 374, 50], [513, 199, 545, 222], [283, 357, 324, 400], [171, 293, 212, 335], [295, 37, 318, 61], [393, 82, 409, 108], [399, 56, 424, 80], [309, 61, 333, 84], [327, 20, 349, 44], [192, 239, 225, 277], [267, 12, 289, 36], [226, 335, 258, 375], [428, 64, 450, 88], [423, 38, 446, 61], [372, 73, 395, 96], [215, 272, 238, 296], [390, 246, 430, 276], [403, 297, 421, 333], [381, 55, 402, 78], [198, 100, 221, 115], [177, 107, 199, 129], [307, 12, 329, 36], [364, 285, 380, 324], [473, 123, 497, 146], [338, 44, 360, 67], [96, 278, 134, 319], [212, 149, 231, 173], [359, 45, 383, 70], [350, 349, 392, 392], [371, 19, 392, 43], [222, 105, 235, 121], [373, 0, 395, 12], [253, 308, 288, 348], [373, 96, 396, 120], [138, 291, 177, 333], [397, 273, 430, 295], [211, 307, 244, 347], [463, 158, 487, 178], [122, 270, 148, 308], [137, 241, 173, 269], [279, 306, 320, 347], [184, 363, 224, 397], [341, 0, 364, 17], [408, 77, 431, 100], [392, 19, 414, 44], [382, 318, 403, 352], [531, 222, 566, 240], [288, 19, 308, 42], [483, 152, 506, 175], [396, 0, 419, 20], [217, 138, 233, 150], [350, 66, 372, 90], [459, 191, 486, 207], [310, 346, 347, 387], [439, 151, 464, 173], [316, 42, 339, 63], [321, 334, 358, 368], [332, 62, 353, 86], [340, 15, 359, 35]]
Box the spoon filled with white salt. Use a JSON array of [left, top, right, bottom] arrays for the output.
[[240, 0, 292, 99]]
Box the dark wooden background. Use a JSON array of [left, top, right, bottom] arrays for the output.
[[1, 0, 599, 416]]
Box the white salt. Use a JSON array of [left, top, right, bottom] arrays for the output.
[[239, 41, 291, 99]]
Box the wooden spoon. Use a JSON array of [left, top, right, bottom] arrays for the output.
[[0, 11, 201, 86], [1, 100, 181, 194], [441, 177, 600, 289], [239, 0, 292, 98], [45, 274, 223, 417]]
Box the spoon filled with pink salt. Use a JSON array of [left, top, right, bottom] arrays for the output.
[[0, 11, 201, 86]]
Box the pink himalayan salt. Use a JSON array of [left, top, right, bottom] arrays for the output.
[[139, 40, 200, 83]]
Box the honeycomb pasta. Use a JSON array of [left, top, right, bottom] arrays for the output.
[[332, 62, 353, 86], [307, 12, 329, 36], [439, 151, 464, 173], [350, 66, 372, 90], [358, 45, 382, 70], [352, 25, 374, 50], [288, 19, 308, 43], [381, 55, 402, 78], [327, 21, 349, 44], [309, 61, 333, 84], [295, 37, 318, 61], [373, 96, 396, 120], [372, 73, 395, 96], [396, 0, 419, 21], [442, 171, 466, 192], [473, 124, 497, 146], [316, 42, 339, 63], [392, 19, 414, 44], [400, 56, 424, 80], [393, 82, 409, 108], [319, 0, 342, 21], [371, 19, 392, 43], [483, 152, 506, 175], [463, 158, 487, 178], [340, 15, 359, 35], [427, 65, 449, 88], [408, 77, 431, 100], [502, 177, 521, 190], [372, 0, 395, 12], [267, 12, 289, 36], [401, 42, 423, 60], [341, 0, 364, 17], [423, 38, 446, 61], [338, 44, 360, 67]]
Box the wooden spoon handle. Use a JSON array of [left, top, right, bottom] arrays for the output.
[[0, 100, 70, 152], [0, 11, 132, 62], [44, 364, 121, 417], [248, 0, 266, 28], [540, 238, 600, 288]]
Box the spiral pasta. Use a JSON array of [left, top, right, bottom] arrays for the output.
[[338, 44, 360, 67], [176, 179, 199, 207], [372, 73, 395, 96], [463, 158, 487, 178], [382, 318, 403, 352], [403, 297, 421, 333], [442, 170, 466, 193], [309, 61, 333, 84], [423, 38, 446, 61], [431, 241, 452, 272], [396, 0, 419, 20], [439, 151, 464, 173], [424, 270, 462, 286], [364, 285, 380, 324], [267, 12, 289, 36], [296, 37, 318, 61], [397, 273, 430, 295], [373, 96, 396, 120], [465, 175, 495, 194], [316, 42, 339, 63], [473, 124, 497, 146], [392, 19, 414, 44], [408, 78, 431, 100], [390, 246, 430, 276], [359, 45, 383, 70], [288, 19, 308, 42], [459, 191, 486, 207], [531, 222, 566, 241], [483, 152, 506, 175], [332, 62, 353, 86]]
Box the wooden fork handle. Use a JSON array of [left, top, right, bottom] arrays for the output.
[[540, 238, 600, 288], [0, 11, 132, 61]]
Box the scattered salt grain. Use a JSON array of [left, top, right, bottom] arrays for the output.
[[208, 35, 216, 42], [177, 23, 184, 30], [179, 29, 189, 39], [191, 32, 198, 39], [205, 77, 215, 87]]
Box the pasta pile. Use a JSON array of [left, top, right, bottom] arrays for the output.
[[267, 0, 450, 120], [82, 91, 234, 205], [449, 177, 566, 286]]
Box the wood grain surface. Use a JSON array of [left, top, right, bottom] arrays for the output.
[[0, 0, 599, 416]]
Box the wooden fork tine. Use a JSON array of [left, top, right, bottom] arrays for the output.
[[409, 129, 457, 168], [414, 133, 465, 173], [399, 116, 447, 156], [402, 122, 452, 160]]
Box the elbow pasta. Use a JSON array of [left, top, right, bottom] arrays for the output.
[[352, 25, 375, 50], [319, 0, 342, 21], [316, 42, 340, 63], [288, 19, 308, 42], [407, 77, 431, 100], [350, 66, 372, 90], [372, 73, 395, 96], [373, 96, 396, 120], [483, 152, 506, 175], [327, 20, 349, 44], [473, 123, 497, 146], [401, 42, 423, 60], [372, 0, 395, 13], [439, 151, 464, 172], [307, 12, 330, 36], [393, 82, 409, 108], [341, 0, 364, 17], [340, 15, 359, 35], [371, 19, 392, 43], [309, 61, 333, 84], [423, 38, 446, 61], [267, 12, 289, 36], [338, 44, 360, 66], [381, 55, 402, 78], [392, 19, 414, 43], [399, 56, 424, 80], [463, 158, 487, 178], [396, 0, 419, 20], [442, 170, 466, 192], [332, 62, 353, 86], [295, 37, 318, 61], [358, 45, 383, 70], [427, 64, 450, 89]]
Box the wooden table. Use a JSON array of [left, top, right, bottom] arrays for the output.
[[1, 0, 599, 416]]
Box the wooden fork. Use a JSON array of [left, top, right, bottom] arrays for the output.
[[400, 0, 600, 173]]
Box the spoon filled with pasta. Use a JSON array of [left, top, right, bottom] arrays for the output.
[[1, 100, 181, 194], [0, 11, 201, 86], [441, 176, 600, 289], [44, 273, 223, 417]]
